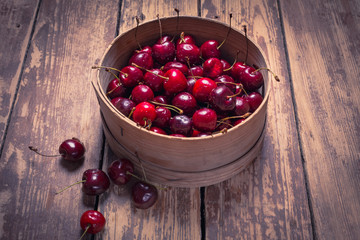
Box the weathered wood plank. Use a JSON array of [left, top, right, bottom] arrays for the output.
[[280, 0, 360, 239], [96, 1, 202, 239], [0, 0, 39, 148], [201, 0, 313, 239], [0, 0, 119, 239]]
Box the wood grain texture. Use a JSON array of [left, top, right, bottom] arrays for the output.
[[96, 1, 202, 239], [201, 0, 313, 239], [0, 0, 39, 148], [0, 0, 119, 239], [280, 0, 360, 239]]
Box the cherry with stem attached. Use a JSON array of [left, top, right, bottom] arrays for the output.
[[79, 210, 106, 239]]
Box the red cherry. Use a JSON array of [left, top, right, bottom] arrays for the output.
[[157, 35, 173, 44], [150, 126, 167, 135], [153, 95, 170, 105], [169, 114, 193, 136], [176, 32, 196, 46], [152, 41, 176, 65], [172, 92, 198, 116], [234, 96, 250, 116], [132, 181, 158, 209], [244, 92, 263, 112], [58, 138, 86, 161], [131, 84, 154, 104], [200, 40, 220, 60], [188, 65, 203, 77], [119, 65, 143, 88], [214, 75, 236, 93], [107, 159, 135, 185], [170, 133, 187, 137], [209, 85, 236, 112], [106, 78, 128, 99], [176, 43, 201, 65], [163, 69, 188, 95], [231, 62, 247, 83], [203, 57, 223, 78], [111, 97, 136, 117], [192, 108, 218, 132], [220, 59, 232, 75], [80, 210, 106, 235], [82, 169, 110, 195], [192, 77, 217, 103], [143, 69, 165, 92], [153, 106, 171, 128], [132, 102, 157, 126], [128, 52, 153, 72], [134, 45, 152, 55], [240, 66, 264, 91], [163, 61, 189, 76]]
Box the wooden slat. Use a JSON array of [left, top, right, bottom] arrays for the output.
[[0, 0, 39, 147], [201, 0, 313, 239], [96, 1, 202, 239], [280, 0, 360, 239], [0, 0, 119, 239]]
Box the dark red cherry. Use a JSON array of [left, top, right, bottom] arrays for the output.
[[153, 95, 170, 105], [176, 32, 196, 46], [119, 65, 143, 88], [209, 85, 236, 112], [234, 96, 250, 116], [186, 77, 197, 93], [132, 181, 158, 209], [188, 65, 203, 77], [214, 75, 236, 93], [169, 114, 193, 136], [152, 41, 176, 65], [82, 169, 110, 195], [241, 66, 264, 91], [132, 102, 157, 126], [59, 138, 85, 161], [200, 40, 220, 60], [244, 92, 263, 112], [220, 59, 232, 75], [192, 108, 218, 132], [163, 61, 188, 76], [176, 43, 201, 65], [111, 97, 136, 117], [192, 77, 217, 103], [172, 92, 198, 116], [80, 210, 106, 235], [107, 158, 134, 185], [131, 84, 154, 104], [157, 35, 173, 44], [134, 45, 152, 55], [150, 126, 167, 135], [106, 78, 128, 99], [203, 58, 223, 78], [231, 62, 247, 83], [143, 69, 165, 92], [129, 52, 154, 72], [153, 107, 171, 128], [163, 69, 188, 95]]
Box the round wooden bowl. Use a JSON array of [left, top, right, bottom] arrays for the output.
[[92, 16, 271, 187]]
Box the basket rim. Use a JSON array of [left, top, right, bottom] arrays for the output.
[[92, 16, 272, 141]]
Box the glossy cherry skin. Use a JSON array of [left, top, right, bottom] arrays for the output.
[[106, 78, 128, 99], [132, 102, 157, 126], [132, 181, 158, 209], [192, 78, 217, 103], [200, 40, 220, 60], [163, 69, 188, 95], [172, 92, 198, 116], [150, 126, 167, 135], [163, 61, 188, 76], [209, 85, 236, 112], [192, 108, 218, 132], [169, 115, 193, 136], [233, 118, 245, 126], [244, 92, 263, 112], [203, 58, 223, 78], [153, 95, 170, 105], [152, 41, 176, 65], [134, 45, 152, 55], [170, 133, 187, 137], [220, 59, 232, 75], [176, 43, 201, 65], [214, 75, 236, 93], [231, 62, 247, 83], [188, 65, 203, 77], [111, 97, 136, 117], [131, 84, 154, 104], [129, 52, 154, 72], [59, 138, 85, 161], [80, 210, 106, 234], [176, 33, 196, 46], [153, 106, 171, 128], [157, 35, 173, 44], [82, 169, 110, 195], [107, 158, 134, 185], [119, 65, 143, 88], [234, 96, 250, 116], [186, 77, 197, 93], [143, 69, 165, 93], [241, 66, 264, 91]]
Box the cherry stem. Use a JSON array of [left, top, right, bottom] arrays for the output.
[[92, 66, 128, 78], [126, 171, 167, 191], [28, 146, 61, 158], [157, 14, 162, 40], [253, 67, 280, 82], [149, 101, 184, 115], [55, 180, 86, 195], [243, 25, 248, 64], [217, 13, 232, 50], [131, 63, 168, 80], [219, 112, 251, 122], [135, 16, 142, 50], [79, 224, 90, 240], [128, 107, 136, 119], [216, 120, 234, 129], [172, 8, 180, 42], [223, 50, 241, 72], [105, 69, 122, 96]]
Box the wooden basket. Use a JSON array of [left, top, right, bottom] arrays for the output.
[[92, 16, 271, 187]]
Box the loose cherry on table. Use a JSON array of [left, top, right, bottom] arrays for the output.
[[107, 158, 135, 185], [80, 210, 106, 238], [132, 181, 158, 209], [29, 138, 85, 162]]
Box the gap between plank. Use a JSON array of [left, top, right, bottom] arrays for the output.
[[0, 0, 42, 160], [276, 0, 317, 239]]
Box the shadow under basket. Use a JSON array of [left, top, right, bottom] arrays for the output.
[[92, 16, 271, 187]]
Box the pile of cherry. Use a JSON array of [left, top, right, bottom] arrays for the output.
[[29, 138, 157, 239], [94, 30, 267, 137]]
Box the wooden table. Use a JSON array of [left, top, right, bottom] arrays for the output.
[[0, 0, 359, 239]]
